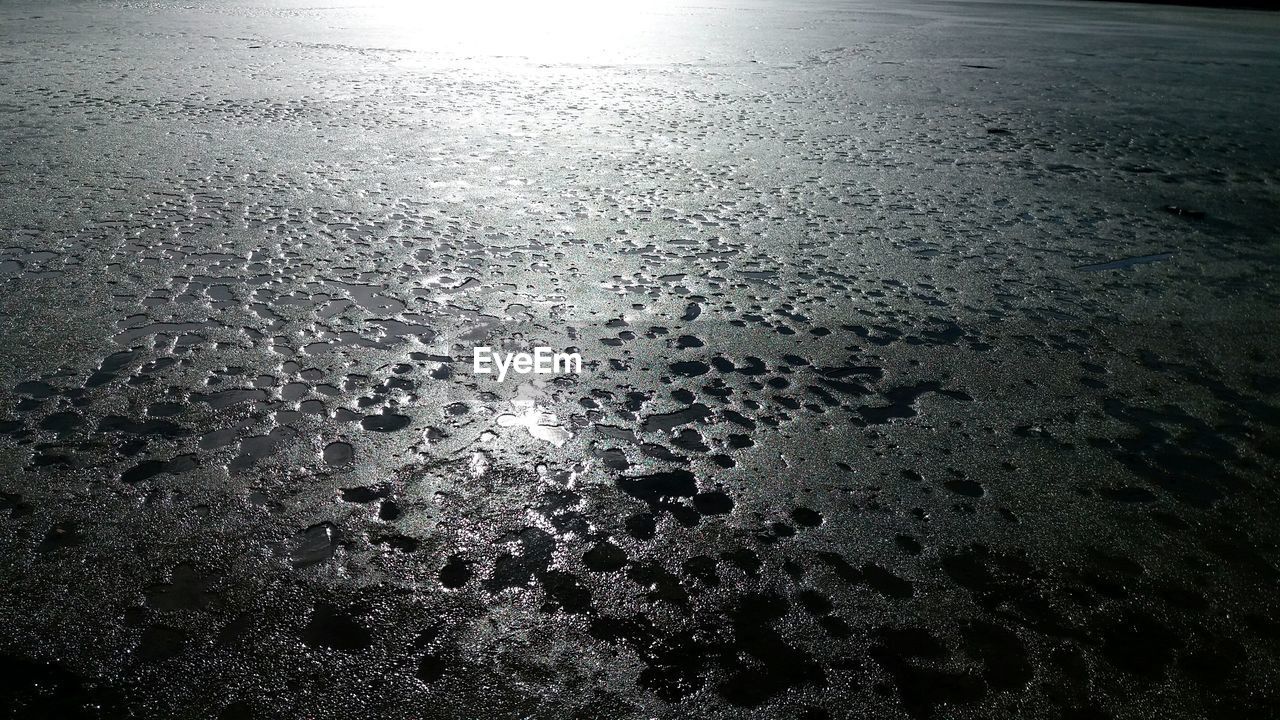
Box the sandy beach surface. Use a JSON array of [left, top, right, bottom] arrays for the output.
[[1, 1, 1278, 718]]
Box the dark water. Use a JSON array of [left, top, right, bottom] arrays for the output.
[[1, 0, 1278, 718]]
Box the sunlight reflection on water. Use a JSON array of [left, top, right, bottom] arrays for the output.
[[496, 382, 573, 447], [355, 0, 679, 62]]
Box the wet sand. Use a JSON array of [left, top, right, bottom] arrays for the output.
[[1, 1, 1279, 718]]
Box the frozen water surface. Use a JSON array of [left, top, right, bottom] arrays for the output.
[[1, 0, 1279, 718]]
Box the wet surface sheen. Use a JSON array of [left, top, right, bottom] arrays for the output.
[[1, 0, 1279, 718]]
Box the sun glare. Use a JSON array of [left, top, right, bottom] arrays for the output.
[[359, 0, 676, 62]]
